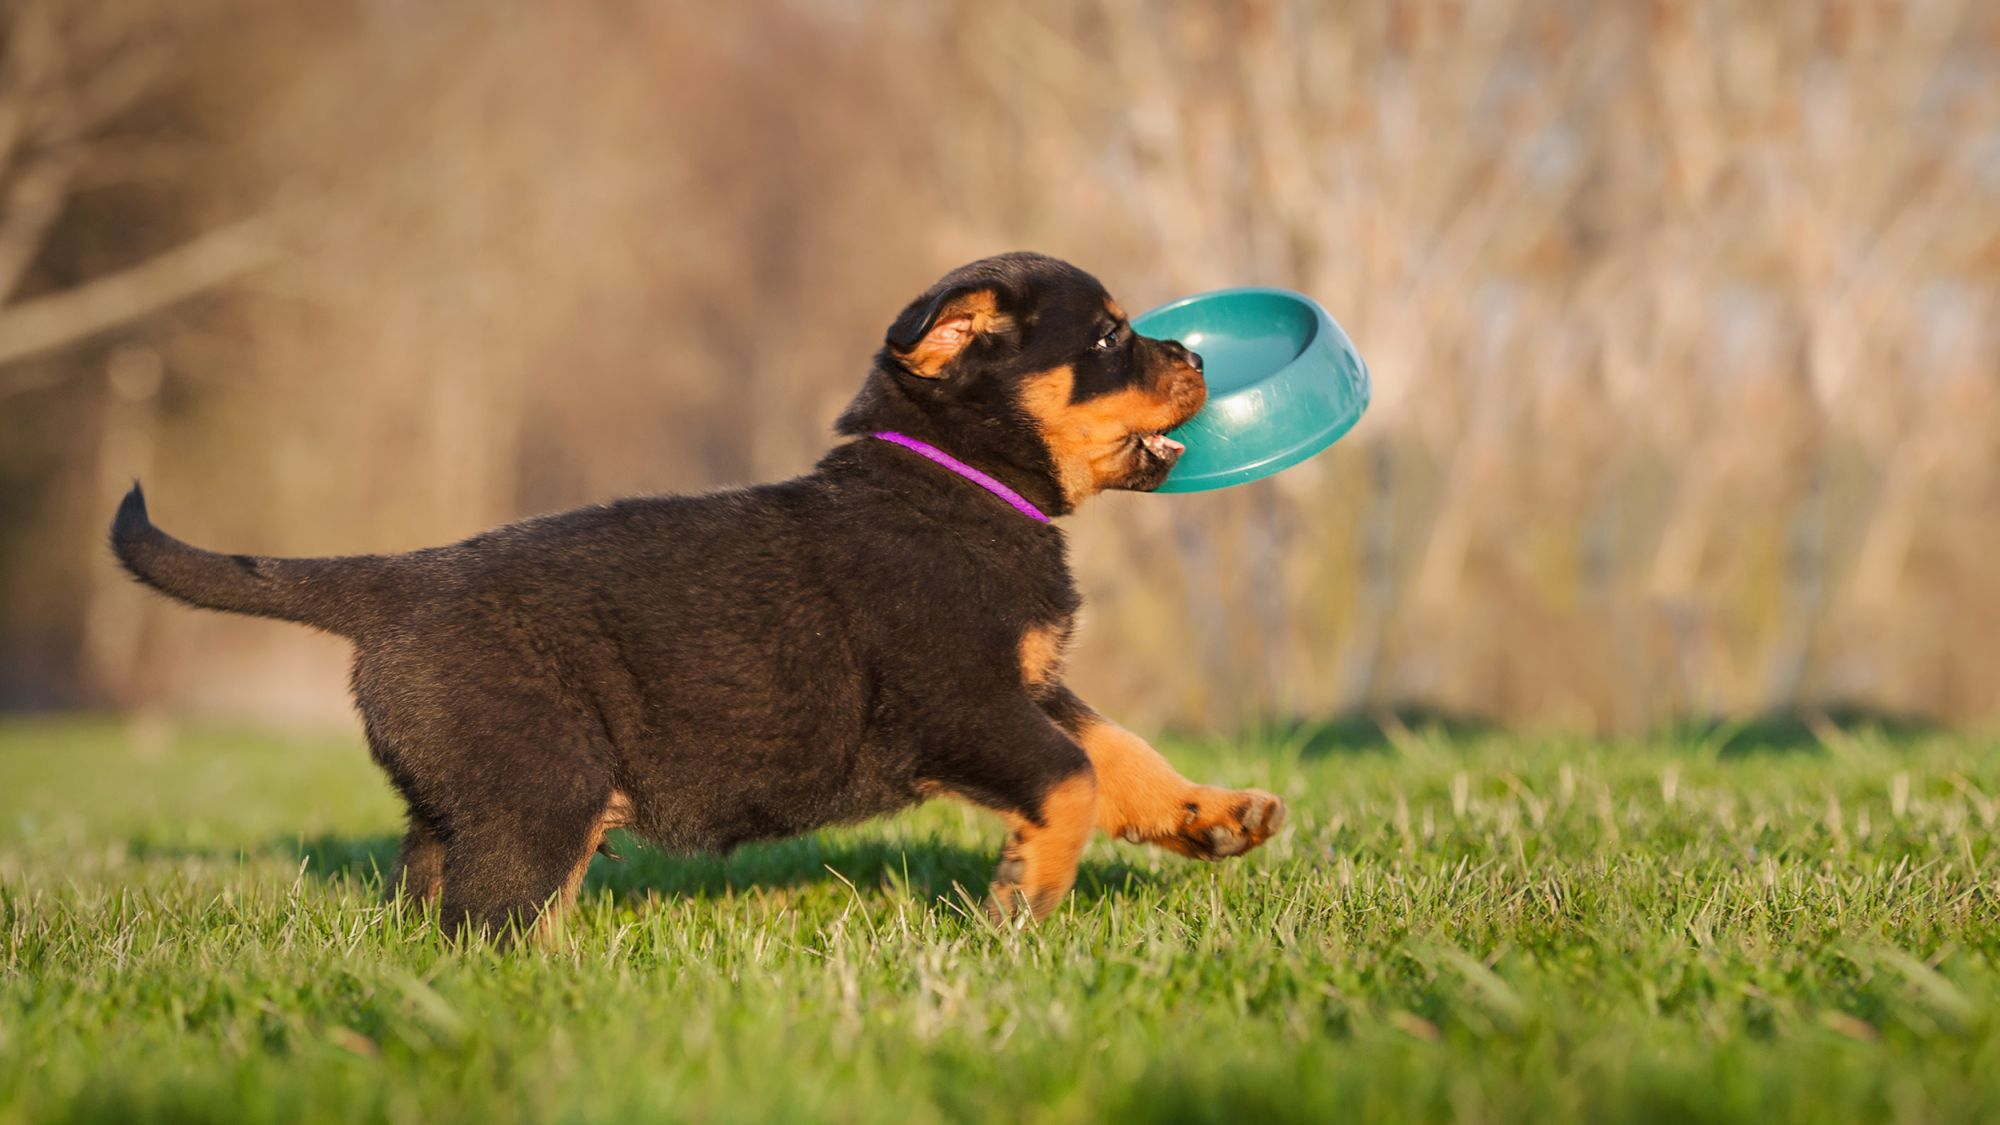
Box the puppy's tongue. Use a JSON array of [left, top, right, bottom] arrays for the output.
[[1141, 433, 1184, 458]]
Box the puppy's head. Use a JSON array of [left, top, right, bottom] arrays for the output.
[[838, 253, 1206, 512]]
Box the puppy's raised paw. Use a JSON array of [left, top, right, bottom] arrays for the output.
[[1165, 788, 1287, 861]]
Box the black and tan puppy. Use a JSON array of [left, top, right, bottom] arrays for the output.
[[110, 252, 1285, 940]]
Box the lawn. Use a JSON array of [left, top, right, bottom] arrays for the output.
[[1, 716, 1996, 1124]]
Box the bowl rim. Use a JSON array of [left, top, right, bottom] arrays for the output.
[[1131, 284, 1331, 337], [1133, 286, 1370, 493]]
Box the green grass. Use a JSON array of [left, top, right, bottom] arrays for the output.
[[1, 716, 1997, 1123]]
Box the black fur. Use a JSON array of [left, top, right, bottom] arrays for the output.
[[109, 251, 1208, 938]]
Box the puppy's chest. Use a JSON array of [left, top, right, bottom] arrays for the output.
[[931, 528, 1081, 688]]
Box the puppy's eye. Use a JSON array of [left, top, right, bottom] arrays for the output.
[[1094, 327, 1121, 351]]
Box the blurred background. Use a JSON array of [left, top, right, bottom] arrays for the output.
[[1, 0, 1995, 737]]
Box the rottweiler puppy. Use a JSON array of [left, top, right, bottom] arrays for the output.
[[110, 252, 1286, 940]]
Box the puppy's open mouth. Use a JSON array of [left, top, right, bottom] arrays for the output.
[[1138, 432, 1185, 463]]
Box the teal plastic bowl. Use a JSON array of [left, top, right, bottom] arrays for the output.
[[1133, 287, 1369, 493]]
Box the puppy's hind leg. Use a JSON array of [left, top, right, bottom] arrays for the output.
[[419, 703, 625, 945], [437, 780, 617, 946], [391, 814, 445, 905]]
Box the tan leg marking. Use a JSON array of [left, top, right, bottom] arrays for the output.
[[534, 789, 633, 948], [989, 772, 1097, 921], [1073, 717, 1286, 860]]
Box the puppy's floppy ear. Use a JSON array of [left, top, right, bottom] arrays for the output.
[[886, 285, 1015, 378]]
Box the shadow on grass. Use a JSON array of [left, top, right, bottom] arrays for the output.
[[178, 829, 1165, 912], [580, 831, 1160, 906]]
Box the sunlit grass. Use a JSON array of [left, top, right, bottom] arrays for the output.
[[2, 716, 1997, 1123]]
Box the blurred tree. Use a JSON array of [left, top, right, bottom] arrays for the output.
[[0, 0, 1993, 733], [0, 0, 270, 368]]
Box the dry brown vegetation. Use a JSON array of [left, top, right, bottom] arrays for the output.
[[1, 0, 1994, 734]]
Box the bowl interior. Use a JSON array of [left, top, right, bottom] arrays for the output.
[[1132, 285, 1370, 493], [1131, 290, 1319, 394]]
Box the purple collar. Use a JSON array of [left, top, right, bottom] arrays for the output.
[[871, 431, 1051, 524]]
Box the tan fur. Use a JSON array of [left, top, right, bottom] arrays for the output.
[[992, 771, 1097, 920], [1071, 715, 1285, 859], [894, 289, 1013, 377], [1018, 365, 1192, 504], [1069, 715, 1199, 839], [921, 705, 1282, 918], [1019, 618, 1073, 687]]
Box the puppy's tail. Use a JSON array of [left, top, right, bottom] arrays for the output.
[[109, 483, 401, 639]]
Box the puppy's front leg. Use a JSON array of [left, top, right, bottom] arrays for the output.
[[988, 768, 1097, 922], [1037, 687, 1285, 860], [924, 705, 1098, 921]]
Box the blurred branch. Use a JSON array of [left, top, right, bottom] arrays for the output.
[[0, 0, 214, 351], [0, 146, 81, 301], [0, 216, 274, 371]]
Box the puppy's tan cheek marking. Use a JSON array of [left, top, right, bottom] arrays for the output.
[[1020, 367, 1189, 503], [1019, 618, 1073, 688]]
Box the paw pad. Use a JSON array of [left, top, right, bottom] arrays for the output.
[[1174, 789, 1286, 860]]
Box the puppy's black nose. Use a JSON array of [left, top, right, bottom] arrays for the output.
[[1166, 339, 1202, 372]]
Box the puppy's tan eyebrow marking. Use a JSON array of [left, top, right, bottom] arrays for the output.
[[1104, 298, 1128, 322]]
